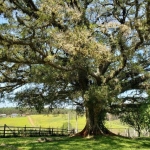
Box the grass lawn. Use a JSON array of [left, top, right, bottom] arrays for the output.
[[105, 119, 129, 128], [0, 114, 86, 129], [0, 117, 31, 127], [30, 114, 86, 129], [0, 114, 129, 135], [0, 136, 149, 150]]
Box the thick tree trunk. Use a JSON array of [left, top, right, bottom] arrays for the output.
[[76, 107, 114, 137]]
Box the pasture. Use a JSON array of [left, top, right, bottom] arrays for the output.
[[0, 114, 127, 130], [30, 114, 86, 129], [0, 114, 86, 130], [0, 117, 31, 127], [0, 136, 150, 150]]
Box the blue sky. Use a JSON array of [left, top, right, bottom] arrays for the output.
[[0, 101, 16, 108], [0, 14, 8, 24], [0, 15, 14, 107]]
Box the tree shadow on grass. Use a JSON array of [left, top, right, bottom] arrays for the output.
[[0, 136, 150, 150], [94, 136, 150, 150], [28, 136, 150, 150]]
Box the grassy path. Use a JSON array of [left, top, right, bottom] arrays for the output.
[[27, 116, 35, 127]]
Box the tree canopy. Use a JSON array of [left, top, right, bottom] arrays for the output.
[[0, 0, 150, 136]]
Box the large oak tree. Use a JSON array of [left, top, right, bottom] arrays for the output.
[[0, 0, 150, 136]]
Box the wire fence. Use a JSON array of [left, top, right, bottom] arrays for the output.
[[109, 128, 150, 137]]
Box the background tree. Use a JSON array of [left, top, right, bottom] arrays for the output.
[[119, 103, 150, 137], [0, 0, 150, 136]]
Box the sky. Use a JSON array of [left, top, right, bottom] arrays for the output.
[[0, 101, 16, 108], [0, 14, 14, 107]]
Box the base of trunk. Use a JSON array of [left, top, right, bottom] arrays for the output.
[[75, 124, 116, 137]]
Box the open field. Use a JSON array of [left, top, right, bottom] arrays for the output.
[[0, 114, 127, 130], [30, 114, 86, 129], [0, 136, 150, 150], [0, 117, 31, 127], [105, 119, 129, 129], [0, 114, 86, 130]]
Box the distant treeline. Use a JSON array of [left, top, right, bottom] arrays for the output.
[[0, 107, 75, 115]]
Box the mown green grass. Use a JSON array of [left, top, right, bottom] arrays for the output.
[[0, 117, 31, 127], [0, 114, 127, 130], [31, 114, 128, 130], [105, 119, 129, 128], [0, 136, 149, 150], [30, 114, 86, 129], [31, 114, 129, 129]]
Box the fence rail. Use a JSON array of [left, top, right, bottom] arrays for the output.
[[0, 124, 75, 137], [0, 124, 149, 138]]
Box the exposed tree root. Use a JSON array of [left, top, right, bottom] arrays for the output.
[[74, 124, 127, 138]]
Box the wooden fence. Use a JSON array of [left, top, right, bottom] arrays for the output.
[[0, 124, 75, 137]]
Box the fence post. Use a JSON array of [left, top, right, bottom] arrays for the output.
[[3, 124, 6, 137], [17, 127, 19, 136], [61, 128, 64, 135], [52, 128, 53, 135], [48, 127, 51, 135], [57, 127, 58, 135], [39, 126, 41, 136], [24, 125, 26, 137]]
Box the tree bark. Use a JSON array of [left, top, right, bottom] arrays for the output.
[[76, 106, 114, 137]]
